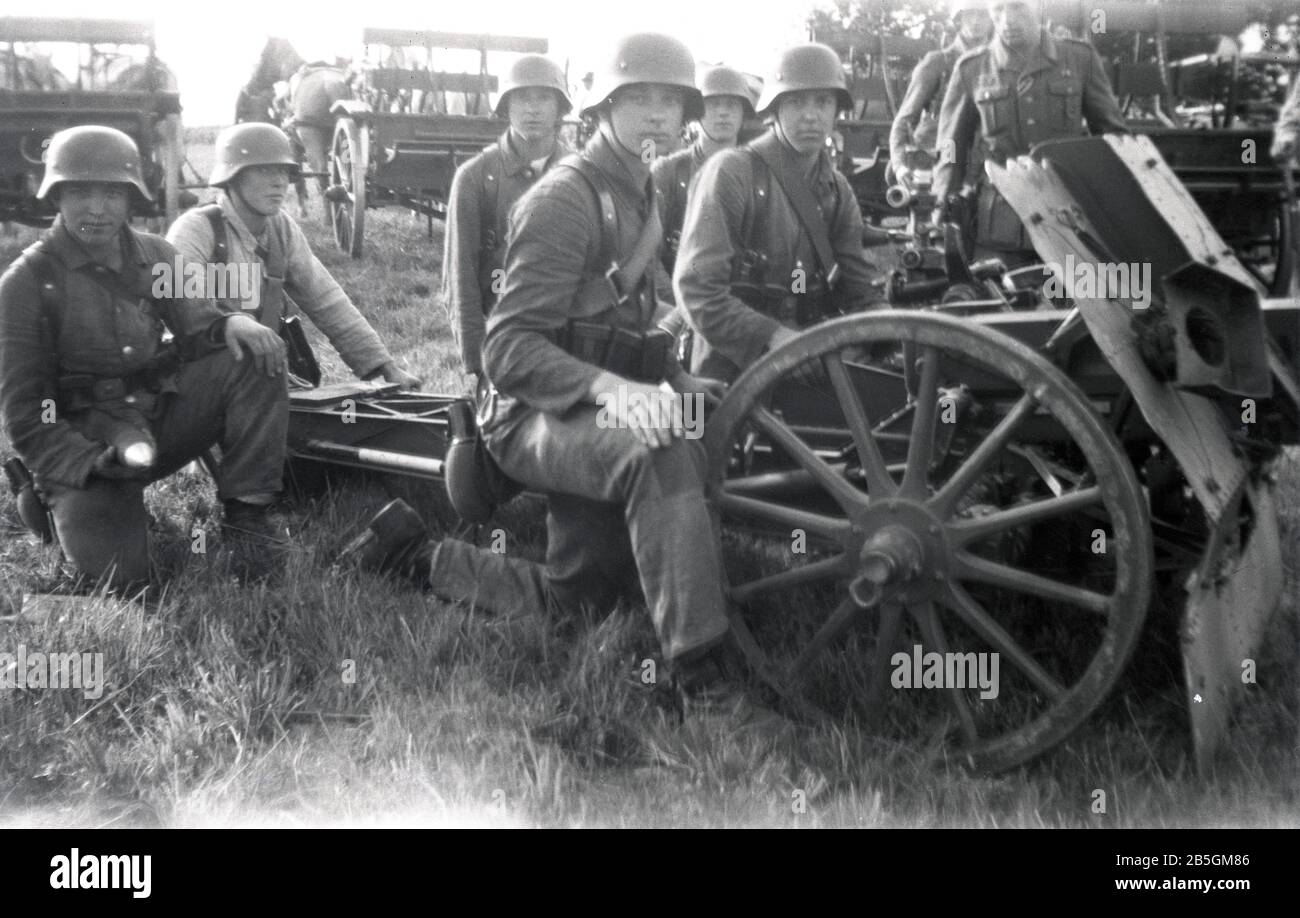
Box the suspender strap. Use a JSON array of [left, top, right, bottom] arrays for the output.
[[559, 154, 663, 321], [482, 144, 505, 252], [748, 144, 841, 288]]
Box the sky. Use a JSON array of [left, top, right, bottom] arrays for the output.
[[10, 0, 817, 125]]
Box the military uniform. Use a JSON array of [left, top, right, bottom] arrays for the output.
[[168, 191, 396, 378], [933, 30, 1127, 260], [430, 127, 729, 661], [442, 131, 566, 374], [0, 219, 287, 585], [889, 34, 983, 169], [1272, 78, 1300, 162], [651, 139, 709, 275], [674, 129, 879, 380]]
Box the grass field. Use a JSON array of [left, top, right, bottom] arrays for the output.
[[0, 130, 1297, 828]]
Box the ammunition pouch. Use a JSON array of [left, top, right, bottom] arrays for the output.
[[553, 321, 674, 384], [731, 281, 837, 329], [281, 314, 322, 387], [3, 456, 53, 543], [444, 394, 522, 524]]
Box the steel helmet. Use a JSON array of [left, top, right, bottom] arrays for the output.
[[950, 0, 988, 20], [209, 122, 300, 187], [581, 32, 703, 121], [36, 125, 152, 202], [755, 43, 853, 116], [698, 65, 757, 117], [495, 54, 573, 118]]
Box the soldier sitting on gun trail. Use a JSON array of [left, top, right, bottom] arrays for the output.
[[673, 42, 882, 383], [652, 65, 757, 276], [443, 54, 572, 380], [342, 31, 784, 729], [932, 0, 1128, 269], [889, 0, 992, 190], [0, 126, 291, 589], [167, 123, 419, 389]]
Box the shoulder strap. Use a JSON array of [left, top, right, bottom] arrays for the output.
[[201, 204, 228, 263], [25, 241, 65, 357], [749, 144, 840, 287], [559, 154, 663, 316], [559, 154, 619, 279]]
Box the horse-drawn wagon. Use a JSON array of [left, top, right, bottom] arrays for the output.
[[0, 16, 185, 227], [286, 124, 1299, 772], [324, 29, 549, 258]]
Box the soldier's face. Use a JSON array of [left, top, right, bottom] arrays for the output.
[[57, 182, 131, 248], [507, 87, 562, 143], [231, 164, 292, 216], [989, 0, 1040, 49], [958, 9, 994, 44], [607, 84, 686, 161], [700, 96, 745, 145], [775, 91, 839, 156]]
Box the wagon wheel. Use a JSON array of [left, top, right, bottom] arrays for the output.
[[706, 311, 1154, 772], [328, 116, 367, 258]]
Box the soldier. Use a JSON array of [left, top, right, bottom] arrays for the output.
[[674, 42, 881, 383], [443, 54, 572, 378], [167, 123, 419, 388], [933, 0, 1127, 268], [652, 65, 757, 274], [1271, 77, 1300, 164], [343, 32, 766, 720], [889, 0, 992, 189], [0, 126, 290, 589]]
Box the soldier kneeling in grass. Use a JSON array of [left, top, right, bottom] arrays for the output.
[[167, 123, 419, 391], [0, 126, 291, 589]]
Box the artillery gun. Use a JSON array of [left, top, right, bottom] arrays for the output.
[[280, 123, 1298, 772]]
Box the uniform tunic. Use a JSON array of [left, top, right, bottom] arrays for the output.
[[442, 130, 565, 374], [1272, 78, 1300, 161], [167, 192, 393, 378], [429, 128, 729, 662], [674, 128, 879, 379], [0, 218, 287, 585], [651, 138, 709, 275], [934, 30, 1127, 254], [889, 34, 982, 168]]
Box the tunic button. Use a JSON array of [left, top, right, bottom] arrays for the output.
[[124, 395, 137, 405], [122, 345, 135, 356], [1025, 96, 1033, 103], [1026, 117, 1036, 125]]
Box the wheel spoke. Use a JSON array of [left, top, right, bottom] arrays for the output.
[[912, 601, 978, 744], [729, 554, 850, 604], [788, 595, 864, 680], [751, 405, 866, 512], [824, 352, 897, 499], [938, 581, 1067, 702], [948, 486, 1103, 547], [862, 602, 905, 723], [715, 489, 853, 542], [724, 466, 843, 497], [901, 345, 941, 498], [930, 392, 1037, 518], [953, 551, 1111, 616]]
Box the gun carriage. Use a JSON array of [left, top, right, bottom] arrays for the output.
[[324, 29, 548, 258]]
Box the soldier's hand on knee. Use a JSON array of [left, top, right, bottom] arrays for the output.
[[596, 377, 681, 449], [223, 314, 288, 377]]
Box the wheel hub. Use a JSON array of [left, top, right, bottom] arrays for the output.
[[848, 499, 949, 607]]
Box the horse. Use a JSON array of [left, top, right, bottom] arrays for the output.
[[236, 36, 304, 123], [0, 47, 72, 91]]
